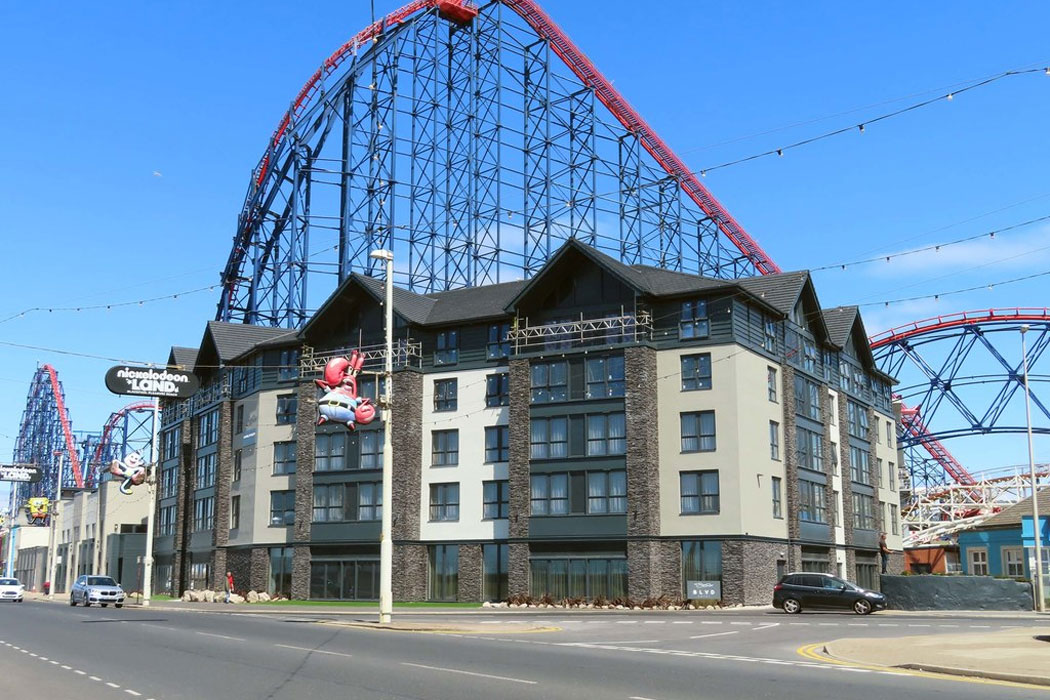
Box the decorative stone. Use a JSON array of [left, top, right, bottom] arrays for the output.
[[247, 590, 260, 603]]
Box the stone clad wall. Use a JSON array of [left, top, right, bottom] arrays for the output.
[[211, 399, 233, 590], [881, 575, 1032, 610], [291, 381, 317, 600], [507, 359, 531, 596], [458, 544, 482, 602]]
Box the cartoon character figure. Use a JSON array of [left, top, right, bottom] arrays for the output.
[[316, 350, 376, 430], [109, 452, 147, 495], [25, 498, 50, 525]]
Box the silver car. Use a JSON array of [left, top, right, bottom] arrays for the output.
[[70, 575, 125, 608], [0, 577, 24, 602]]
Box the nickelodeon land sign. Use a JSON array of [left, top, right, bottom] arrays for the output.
[[105, 366, 199, 399]]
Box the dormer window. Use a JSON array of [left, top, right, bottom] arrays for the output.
[[679, 300, 709, 340], [435, 330, 459, 366]]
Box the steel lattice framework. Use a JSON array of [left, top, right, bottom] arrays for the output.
[[216, 0, 779, 328], [870, 308, 1050, 492], [81, 402, 157, 490], [12, 365, 85, 504]]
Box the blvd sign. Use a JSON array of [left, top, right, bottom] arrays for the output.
[[0, 463, 43, 483], [105, 365, 199, 399]]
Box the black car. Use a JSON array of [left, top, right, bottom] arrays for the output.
[[772, 572, 886, 615]]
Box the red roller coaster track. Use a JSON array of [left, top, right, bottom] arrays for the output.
[[89, 401, 155, 478], [249, 0, 780, 276], [869, 307, 1050, 349], [42, 364, 84, 488]]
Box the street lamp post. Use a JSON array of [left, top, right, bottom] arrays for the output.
[[1020, 324, 1044, 612], [369, 248, 394, 625], [141, 396, 160, 606], [46, 452, 63, 599]]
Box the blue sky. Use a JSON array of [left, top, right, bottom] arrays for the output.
[[1, 0, 1048, 502]]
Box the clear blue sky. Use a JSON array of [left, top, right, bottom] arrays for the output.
[[1, 0, 1048, 502]]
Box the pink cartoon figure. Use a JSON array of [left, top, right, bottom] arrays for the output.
[[315, 350, 376, 429]]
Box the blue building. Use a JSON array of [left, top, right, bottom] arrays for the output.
[[958, 488, 1050, 578]]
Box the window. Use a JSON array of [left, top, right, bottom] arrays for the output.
[[233, 449, 242, 482], [772, 477, 782, 519], [680, 300, 709, 339], [530, 557, 627, 599], [434, 379, 457, 412], [486, 373, 509, 407], [269, 490, 295, 526], [888, 461, 896, 491], [276, 394, 298, 425], [799, 481, 827, 523], [847, 400, 869, 439], [357, 375, 385, 403], [530, 417, 568, 459], [193, 496, 214, 531], [435, 330, 459, 365], [886, 420, 894, 447], [530, 473, 568, 515], [852, 493, 876, 530], [585, 356, 625, 398], [531, 361, 568, 403], [794, 375, 821, 420], [270, 547, 293, 597], [432, 430, 459, 466], [230, 496, 240, 530], [1003, 548, 1025, 578], [680, 471, 720, 514], [763, 319, 777, 353], [681, 354, 712, 391], [889, 503, 899, 535], [876, 457, 884, 487], [195, 453, 216, 488], [313, 484, 344, 522], [483, 480, 509, 519], [235, 405, 244, 434], [680, 411, 716, 453], [483, 544, 508, 602], [850, 446, 872, 484], [796, 426, 823, 471], [360, 430, 383, 469], [802, 338, 818, 373], [969, 548, 989, 576], [159, 505, 176, 536], [160, 465, 178, 499], [682, 541, 722, 599], [274, 441, 297, 475], [586, 413, 627, 456], [197, 409, 219, 447], [769, 421, 780, 460], [429, 544, 459, 601], [162, 427, 181, 461], [315, 433, 345, 472], [767, 367, 778, 402], [278, 349, 300, 381], [429, 483, 460, 521], [485, 426, 510, 463], [353, 482, 382, 521], [487, 323, 511, 359], [587, 470, 627, 514]]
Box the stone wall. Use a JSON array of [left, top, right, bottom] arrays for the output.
[[836, 393, 855, 582], [722, 540, 784, 606], [171, 417, 193, 596], [393, 544, 428, 601], [391, 370, 422, 542], [226, 548, 252, 594], [881, 575, 1033, 611], [781, 367, 799, 571], [458, 544, 483, 602], [293, 381, 317, 545], [508, 541, 530, 597], [211, 399, 233, 590], [291, 543, 311, 600], [625, 346, 659, 539], [507, 359, 531, 541], [249, 547, 269, 592]]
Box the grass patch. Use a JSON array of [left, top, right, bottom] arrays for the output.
[[248, 599, 482, 608]]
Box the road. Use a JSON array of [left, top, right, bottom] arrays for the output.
[[0, 600, 1045, 699]]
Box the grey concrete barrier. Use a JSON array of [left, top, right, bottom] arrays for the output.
[[881, 574, 1032, 611]]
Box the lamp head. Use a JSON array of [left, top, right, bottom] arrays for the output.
[[1021, 324, 1030, 334], [369, 249, 394, 262]]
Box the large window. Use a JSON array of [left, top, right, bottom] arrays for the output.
[[315, 433, 345, 472], [195, 453, 216, 488], [847, 400, 870, 439], [483, 544, 508, 602], [313, 484, 344, 522], [796, 426, 824, 471], [278, 349, 300, 381], [162, 427, 181, 461], [586, 413, 626, 456], [230, 496, 240, 530], [486, 373, 509, 407], [682, 540, 722, 600], [772, 477, 783, 518], [530, 417, 568, 459], [429, 544, 459, 601], [799, 480, 827, 523], [680, 411, 716, 453], [681, 353, 712, 391], [429, 483, 460, 521], [530, 557, 627, 599], [435, 330, 459, 366], [310, 559, 379, 600], [852, 492, 876, 530], [160, 465, 178, 499], [270, 547, 293, 597], [432, 430, 459, 466], [197, 409, 219, 447], [586, 471, 627, 514], [888, 461, 897, 492], [159, 505, 177, 536], [794, 376, 821, 421], [360, 430, 383, 469], [850, 446, 872, 484], [276, 394, 298, 425], [530, 474, 569, 515], [274, 441, 297, 475], [269, 491, 295, 526], [434, 379, 457, 412], [680, 300, 709, 339], [485, 426, 510, 463], [763, 319, 777, 353], [193, 496, 214, 531], [585, 356, 625, 398], [531, 361, 568, 403], [889, 503, 899, 535], [234, 405, 245, 434], [352, 482, 382, 521], [680, 471, 719, 514], [483, 480, 509, 520], [487, 323, 511, 359]]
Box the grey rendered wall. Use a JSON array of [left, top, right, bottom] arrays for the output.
[[881, 575, 1032, 611]]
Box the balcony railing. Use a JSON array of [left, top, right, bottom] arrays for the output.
[[163, 375, 231, 424], [300, 339, 422, 377], [507, 311, 652, 353]]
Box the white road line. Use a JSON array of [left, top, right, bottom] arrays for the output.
[[671, 621, 693, 624], [877, 623, 899, 627], [970, 625, 991, 628], [629, 696, 659, 700], [274, 644, 353, 658], [90, 676, 102, 681], [753, 623, 780, 632], [196, 632, 245, 641], [729, 622, 752, 626], [699, 621, 723, 625], [39, 657, 48, 661], [689, 630, 740, 640], [818, 623, 838, 626], [787, 622, 809, 626], [29, 652, 37, 657], [587, 640, 660, 645], [49, 660, 59, 665], [939, 624, 959, 628], [19, 649, 28, 654], [643, 621, 665, 624], [401, 662, 537, 685], [125, 691, 142, 697], [907, 624, 931, 628], [61, 665, 71, 670], [142, 624, 178, 632], [106, 682, 120, 689], [74, 670, 86, 675], [615, 621, 639, 624]]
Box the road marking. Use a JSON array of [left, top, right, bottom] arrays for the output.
[[689, 630, 739, 640], [61, 665, 71, 670], [753, 623, 780, 632], [274, 644, 353, 658], [90, 676, 102, 681], [29, 652, 37, 657], [196, 631, 245, 641], [616, 621, 639, 624], [142, 624, 178, 632], [818, 623, 838, 627], [125, 691, 142, 697], [401, 662, 537, 685], [671, 621, 693, 624], [907, 624, 931, 628], [587, 640, 660, 645], [49, 660, 59, 665], [643, 621, 665, 624], [74, 670, 86, 675], [700, 621, 723, 625], [106, 682, 121, 688], [629, 696, 660, 699], [970, 625, 991, 628], [729, 622, 752, 626], [877, 623, 899, 627]]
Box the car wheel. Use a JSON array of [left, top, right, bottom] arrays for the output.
[[115, 604, 122, 609], [70, 597, 76, 607], [853, 599, 872, 615], [101, 603, 108, 608], [782, 598, 802, 614], [17, 599, 23, 603]]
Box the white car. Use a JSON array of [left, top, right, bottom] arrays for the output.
[[0, 578, 25, 603]]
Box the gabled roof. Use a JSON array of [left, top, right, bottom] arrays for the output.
[[822, 306, 859, 348], [968, 488, 1050, 530], [424, 280, 528, 324], [167, 346, 198, 371], [353, 273, 436, 325], [736, 271, 810, 316], [196, 321, 297, 372]]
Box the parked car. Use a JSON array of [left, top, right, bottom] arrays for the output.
[[773, 572, 886, 615], [69, 575, 125, 608], [0, 578, 25, 603]]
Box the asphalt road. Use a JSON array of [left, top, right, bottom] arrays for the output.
[[0, 601, 1045, 699]]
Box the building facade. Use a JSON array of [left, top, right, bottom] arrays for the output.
[[155, 240, 902, 604]]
